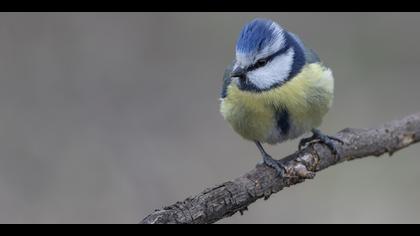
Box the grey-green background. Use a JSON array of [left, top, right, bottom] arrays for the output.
[[0, 13, 419, 224]]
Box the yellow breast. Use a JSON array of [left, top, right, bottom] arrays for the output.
[[220, 63, 334, 143]]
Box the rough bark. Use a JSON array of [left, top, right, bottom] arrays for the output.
[[140, 112, 420, 224]]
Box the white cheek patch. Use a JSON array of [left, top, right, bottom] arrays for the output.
[[247, 48, 295, 90]]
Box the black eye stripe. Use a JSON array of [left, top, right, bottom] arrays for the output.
[[246, 46, 290, 72]]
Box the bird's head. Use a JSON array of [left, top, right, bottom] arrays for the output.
[[231, 18, 305, 92]]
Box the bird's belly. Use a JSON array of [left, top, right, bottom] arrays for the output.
[[220, 98, 316, 144], [220, 98, 277, 143], [220, 94, 329, 144]]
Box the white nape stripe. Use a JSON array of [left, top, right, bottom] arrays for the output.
[[255, 23, 285, 60], [235, 23, 285, 67]]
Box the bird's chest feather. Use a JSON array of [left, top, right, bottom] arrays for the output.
[[220, 64, 334, 143]]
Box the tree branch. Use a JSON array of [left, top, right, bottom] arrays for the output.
[[140, 112, 420, 224]]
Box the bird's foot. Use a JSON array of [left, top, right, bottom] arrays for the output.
[[261, 154, 286, 177], [298, 129, 344, 158]]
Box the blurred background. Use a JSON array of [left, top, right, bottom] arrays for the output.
[[0, 12, 420, 224]]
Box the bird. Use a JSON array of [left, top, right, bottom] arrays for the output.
[[219, 18, 343, 176]]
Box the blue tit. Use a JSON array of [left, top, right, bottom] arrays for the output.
[[220, 18, 343, 176]]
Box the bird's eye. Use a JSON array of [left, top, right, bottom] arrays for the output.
[[256, 59, 268, 67]]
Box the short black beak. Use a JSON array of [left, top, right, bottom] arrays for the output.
[[230, 67, 246, 78]]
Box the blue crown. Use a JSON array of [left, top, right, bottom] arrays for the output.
[[236, 18, 279, 54]]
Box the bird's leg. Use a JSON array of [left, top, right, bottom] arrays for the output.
[[255, 141, 286, 177], [298, 129, 344, 157]]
